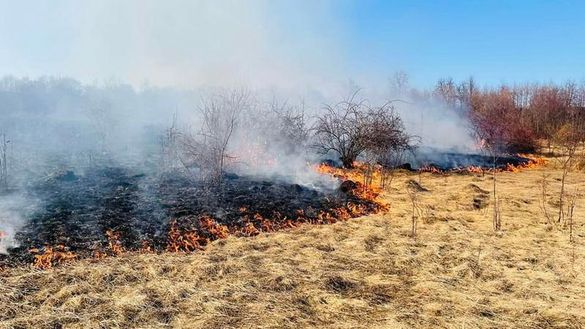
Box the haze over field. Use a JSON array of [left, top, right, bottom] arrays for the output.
[[1, 1, 582, 163]]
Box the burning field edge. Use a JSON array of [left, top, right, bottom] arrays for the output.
[[1, 165, 387, 270], [0, 153, 546, 271]]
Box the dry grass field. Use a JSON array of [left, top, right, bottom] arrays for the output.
[[2, 158, 585, 329]]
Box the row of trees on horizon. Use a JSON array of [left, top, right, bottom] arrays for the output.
[[1, 74, 584, 161], [431, 77, 585, 154]]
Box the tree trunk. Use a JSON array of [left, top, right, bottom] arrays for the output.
[[341, 157, 355, 169]]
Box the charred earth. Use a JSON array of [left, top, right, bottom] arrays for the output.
[[0, 166, 383, 268], [409, 151, 533, 171]]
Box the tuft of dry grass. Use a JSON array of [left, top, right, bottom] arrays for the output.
[[1, 161, 585, 328]]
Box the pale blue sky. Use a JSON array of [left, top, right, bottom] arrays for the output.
[[338, 0, 585, 87], [0, 0, 583, 89]]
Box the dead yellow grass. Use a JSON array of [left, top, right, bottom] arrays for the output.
[[1, 161, 585, 328]]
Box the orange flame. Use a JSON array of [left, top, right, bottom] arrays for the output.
[[419, 165, 443, 174], [166, 216, 231, 252], [30, 245, 77, 270], [139, 240, 153, 253], [420, 155, 545, 175], [105, 229, 125, 256], [199, 216, 230, 239], [315, 162, 385, 204], [166, 219, 206, 252]]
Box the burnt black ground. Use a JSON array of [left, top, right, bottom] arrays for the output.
[[2, 166, 376, 266], [411, 152, 531, 171]]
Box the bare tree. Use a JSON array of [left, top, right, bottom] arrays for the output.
[[529, 86, 569, 152], [434, 77, 458, 107], [86, 100, 115, 156], [179, 89, 250, 186], [553, 113, 584, 224], [160, 113, 181, 172], [390, 70, 409, 97], [269, 98, 309, 154], [469, 90, 515, 231], [456, 76, 476, 113]]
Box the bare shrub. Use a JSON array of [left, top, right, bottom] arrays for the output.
[[314, 93, 411, 169], [378, 148, 408, 190], [362, 105, 414, 188], [314, 93, 371, 168], [433, 78, 585, 154], [528, 83, 583, 152]]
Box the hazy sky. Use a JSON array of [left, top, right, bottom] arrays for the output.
[[0, 0, 583, 90]]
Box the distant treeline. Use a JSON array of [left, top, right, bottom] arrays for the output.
[[433, 78, 585, 153], [1, 75, 584, 158]]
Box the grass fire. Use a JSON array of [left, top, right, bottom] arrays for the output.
[[2, 1, 585, 328]]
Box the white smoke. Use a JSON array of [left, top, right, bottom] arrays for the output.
[[354, 74, 477, 153], [396, 99, 476, 152], [0, 195, 34, 254], [0, 1, 346, 94]]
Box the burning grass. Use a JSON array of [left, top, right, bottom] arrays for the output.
[[29, 245, 77, 270], [418, 154, 547, 175], [2, 165, 387, 269], [317, 153, 547, 182]]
